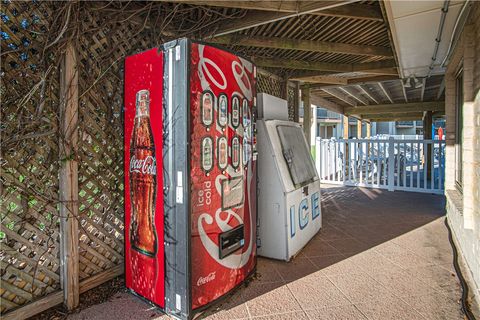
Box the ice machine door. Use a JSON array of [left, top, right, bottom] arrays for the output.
[[276, 125, 318, 188]]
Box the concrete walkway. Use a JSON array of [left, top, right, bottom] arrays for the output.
[[70, 186, 464, 320]]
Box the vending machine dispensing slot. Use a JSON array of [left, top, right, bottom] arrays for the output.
[[219, 225, 245, 259]]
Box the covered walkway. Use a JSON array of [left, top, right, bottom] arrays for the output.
[[69, 186, 463, 320]]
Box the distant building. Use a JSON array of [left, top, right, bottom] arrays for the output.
[[301, 107, 445, 139]]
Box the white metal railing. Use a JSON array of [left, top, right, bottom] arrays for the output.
[[316, 137, 446, 194], [373, 134, 423, 140]]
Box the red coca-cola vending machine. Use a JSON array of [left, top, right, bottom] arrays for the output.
[[124, 39, 257, 319]]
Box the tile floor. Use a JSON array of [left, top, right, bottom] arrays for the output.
[[70, 185, 465, 320]]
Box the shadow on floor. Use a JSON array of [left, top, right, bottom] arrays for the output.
[[197, 185, 461, 320], [69, 185, 462, 320]]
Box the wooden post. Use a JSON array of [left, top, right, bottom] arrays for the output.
[[366, 121, 371, 156], [342, 115, 349, 138], [342, 115, 349, 179], [59, 43, 79, 310], [356, 119, 362, 138], [293, 81, 300, 123], [302, 85, 311, 140], [423, 111, 433, 177]]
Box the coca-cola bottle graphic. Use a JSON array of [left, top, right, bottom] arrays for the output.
[[129, 89, 157, 300], [130, 89, 157, 255]]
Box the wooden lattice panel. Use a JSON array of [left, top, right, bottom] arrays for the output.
[[257, 72, 283, 98], [0, 1, 61, 314], [75, 6, 155, 280]]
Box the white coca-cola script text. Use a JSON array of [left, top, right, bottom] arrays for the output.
[[130, 155, 156, 175], [197, 271, 216, 286]]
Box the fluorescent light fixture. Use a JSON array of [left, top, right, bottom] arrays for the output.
[[413, 76, 423, 89]]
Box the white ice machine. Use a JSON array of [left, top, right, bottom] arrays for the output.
[[257, 93, 322, 261]]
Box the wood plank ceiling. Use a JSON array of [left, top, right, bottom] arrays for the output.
[[158, 0, 446, 120]]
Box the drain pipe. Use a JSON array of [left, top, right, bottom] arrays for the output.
[[427, 0, 450, 77]]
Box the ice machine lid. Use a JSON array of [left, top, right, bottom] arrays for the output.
[[257, 93, 289, 121], [276, 124, 318, 188]]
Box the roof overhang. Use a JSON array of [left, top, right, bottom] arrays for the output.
[[384, 0, 464, 78]]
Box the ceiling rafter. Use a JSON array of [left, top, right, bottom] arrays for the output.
[[206, 1, 354, 37], [420, 78, 427, 101], [399, 79, 408, 103], [209, 35, 393, 57], [377, 82, 394, 104], [339, 87, 368, 105], [164, 1, 383, 21], [253, 57, 396, 74], [367, 112, 423, 119], [356, 85, 379, 104], [437, 78, 445, 100], [344, 101, 445, 115], [322, 88, 357, 106], [291, 75, 348, 84], [310, 94, 345, 114], [304, 76, 399, 90]]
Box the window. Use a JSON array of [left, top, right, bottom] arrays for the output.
[[455, 67, 463, 190], [276, 125, 317, 187]]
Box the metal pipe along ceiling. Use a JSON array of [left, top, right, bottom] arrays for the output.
[[427, 0, 450, 77], [441, 0, 471, 68]]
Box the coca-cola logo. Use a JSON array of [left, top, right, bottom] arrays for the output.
[[130, 155, 156, 175], [197, 271, 216, 286]]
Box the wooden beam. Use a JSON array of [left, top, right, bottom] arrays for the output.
[[79, 265, 124, 294], [292, 75, 348, 85], [357, 67, 398, 75], [258, 67, 283, 82], [302, 86, 312, 140], [356, 119, 362, 138], [254, 57, 397, 74], [305, 75, 399, 90], [369, 115, 424, 122], [316, 3, 383, 21], [2, 265, 124, 320], [400, 79, 408, 103], [339, 87, 368, 105], [171, 1, 302, 12], [59, 43, 79, 310], [347, 75, 399, 84], [345, 101, 445, 115], [322, 88, 356, 106], [310, 94, 345, 115], [210, 35, 393, 57], [2, 292, 63, 320], [437, 77, 445, 100], [208, 1, 353, 37], [377, 82, 394, 103], [364, 112, 423, 119], [356, 85, 379, 104], [366, 121, 371, 138], [167, 1, 383, 21], [420, 78, 426, 101]]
